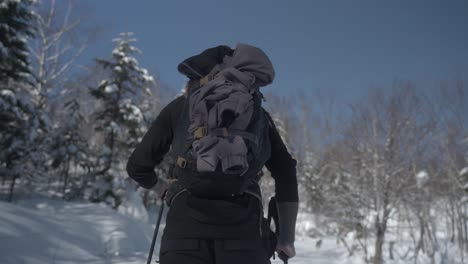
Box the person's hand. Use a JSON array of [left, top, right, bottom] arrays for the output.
[[276, 243, 296, 260], [275, 201, 298, 262]]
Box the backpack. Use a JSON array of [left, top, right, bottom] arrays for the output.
[[170, 43, 274, 197]]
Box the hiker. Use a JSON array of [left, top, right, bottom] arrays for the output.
[[127, 44, 298, 264]]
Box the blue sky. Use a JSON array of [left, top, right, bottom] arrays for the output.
[[77, 0, 468, 103]]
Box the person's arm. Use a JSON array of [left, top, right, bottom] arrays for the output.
[[264, 111, 299, 258], [126, 97, 184, 188], [264, 113, 298, 203]]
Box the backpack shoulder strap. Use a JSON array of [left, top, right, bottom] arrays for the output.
[[171, 95, 191, 156]]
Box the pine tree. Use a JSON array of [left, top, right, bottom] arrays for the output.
[[0, 87, 39, 201], [88, 32, 155, 207], [47, 99, 92, 199], [0, 0, 35, 83], [0, 0, 43, 202], [462, 137, 468, 195]]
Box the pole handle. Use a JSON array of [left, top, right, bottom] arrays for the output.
[[278, 251, 289, 264], [146, 190, 167, 264]]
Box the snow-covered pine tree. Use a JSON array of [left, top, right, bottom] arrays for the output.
[[0, 0, 46, 202], [0, 0, 35, 82], [46, 99, 92, 199], [462, 136, 468, 194], [0, 87, 41, 201], [88, 32, 155, 208]]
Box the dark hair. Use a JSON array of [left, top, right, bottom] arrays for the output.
[[184, 79, 199, 96]]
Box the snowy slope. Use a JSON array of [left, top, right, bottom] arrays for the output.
[[272, 237, 346, 264], [0, 200, 349, 264], [0, 200, 153, 264]]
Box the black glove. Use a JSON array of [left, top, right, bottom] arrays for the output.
[[276, 201, 298, 261], [164, 180, 186, 206]]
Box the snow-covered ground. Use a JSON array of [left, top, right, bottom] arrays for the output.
[[0, 199, 349, 264], [0, 200, 152, 264], [5, 198, 464, 264]]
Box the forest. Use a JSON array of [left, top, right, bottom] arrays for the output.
[[1, 1, 467, 264]]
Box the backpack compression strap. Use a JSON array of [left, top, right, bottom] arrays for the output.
[[193, 127, 259, 146]]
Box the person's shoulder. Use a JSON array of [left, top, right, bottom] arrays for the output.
[[163, 95, 186, 112], [261, 108, 275, 128]]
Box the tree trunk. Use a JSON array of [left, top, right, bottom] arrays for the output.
[[425, 215, 438, 264], [373, 202, 390, 264], [389, 241, 395, 260], [373, 222, 385, 264], [456, 204, 466, 263], [340, 237, 355, 256], [62, 159, 70, 196], [7, 174, 18, 202], [413, 213, 426, 264], [450, 200, 456, 243], [143, 189, 149, 208], [461, 204, 468, 253]]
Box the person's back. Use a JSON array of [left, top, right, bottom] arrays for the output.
[[127, 44, 298, 264]]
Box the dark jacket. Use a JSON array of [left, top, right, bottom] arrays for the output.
[[126, 95, 298, 239], [126, 95, 298, 203], [126, 44, 298, 240]]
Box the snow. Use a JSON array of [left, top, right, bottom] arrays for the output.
[[2, 197, 465, 264], [0, 41, 6, 56], [112, 49, 125, 58], [120, 101, 143, 123], [104, 84, 118, 93], [141, 68, 155, 83], [122, 56, 138, 66], [110, 121, 122, 134], [0, 0, 12, 8], [0, 199, 350, 264], [99, 80, 107, 87], [1, 89, 17, 108], [0, 200, 153, 264], [272, 237, 347, 264], [462, 196, 468, 204], [117, 187, 149, 223], [415, 170, 428, 188], [460, 167, 468, 176], [1, 89, 16, 99]]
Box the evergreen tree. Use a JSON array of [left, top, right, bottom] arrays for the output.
[[88, 32, 155, 207], [0, 0, 35, 83], [0, 87, 41, 201], [462, 137, 468, 195], [47, 99, 92, 199], [0, 0, 43, 202]]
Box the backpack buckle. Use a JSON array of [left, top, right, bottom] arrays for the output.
[[194, 127, 208, 139], [221, 127, 229, 137], [200, 74, 215, 86], [176, 156, 187, 168]]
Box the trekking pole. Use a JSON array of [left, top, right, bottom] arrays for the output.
[[147, 190, 167, 264], [278, 252, 289, 264], [268, 197, 289, 264]]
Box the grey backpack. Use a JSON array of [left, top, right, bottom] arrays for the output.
[[171, 43, 274, 197]]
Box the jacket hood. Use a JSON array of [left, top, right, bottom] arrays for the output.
[[177, 45, 234, 80], [222, 43, 275, 87], [178, 43, 275, 87]]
